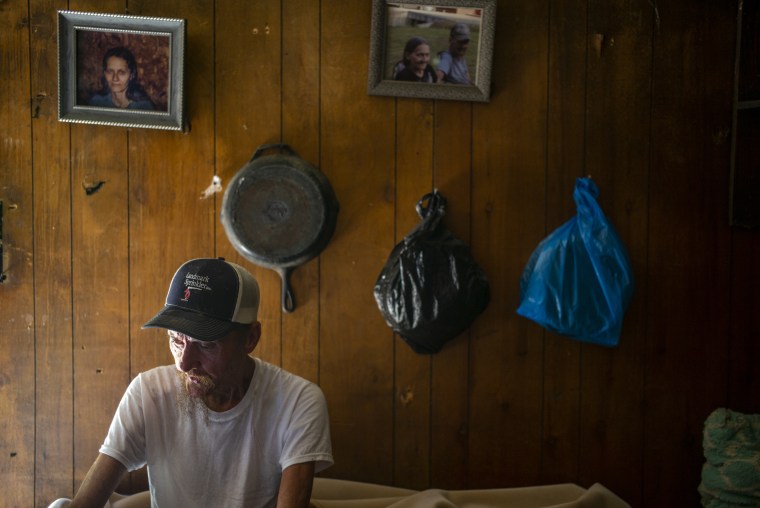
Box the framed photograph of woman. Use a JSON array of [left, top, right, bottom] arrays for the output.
[[58, 11, 186, 131], [367, 0, 496, 102]]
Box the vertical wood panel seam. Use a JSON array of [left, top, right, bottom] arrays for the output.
[[643, 11, 658, 506], [541, 0, 552, 482], [640, 1, 658, 503], [278, 0, 285, 367], [575, 0, 590, 485], [68, 123, 77, 498], [465, 100, 474, 490], [390, 96, 398, 486], [428, 99, 437, 489], [27, 2, 38, 504], [429, 100, 436, 489], [467, 100, 475, 489], [427, 354, 433, 488], [577, 0, 590, 485], [212, 0, 218, 263], [127, 118, 133, 384], [127, 0, 136, 390], [316, 0, 323, 387]]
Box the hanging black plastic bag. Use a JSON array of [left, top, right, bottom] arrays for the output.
[[516, 177, 634, 347], [374, 190, 490, 354]]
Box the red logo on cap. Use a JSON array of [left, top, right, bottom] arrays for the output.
[[183, 287, 191, 301]]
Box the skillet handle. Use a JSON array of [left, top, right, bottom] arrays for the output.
[[250, 143, 298, 162], [276, 267, 296, 313]]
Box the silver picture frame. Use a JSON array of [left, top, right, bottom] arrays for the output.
[[58, 10, 186, 131], [368, 0, 496, 102]]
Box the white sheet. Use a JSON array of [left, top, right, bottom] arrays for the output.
[[309, 478, 631, 508]]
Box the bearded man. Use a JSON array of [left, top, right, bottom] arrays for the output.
[[53, 258, 333, 508]]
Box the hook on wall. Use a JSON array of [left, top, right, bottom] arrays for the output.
[[0, 200, 6, 283]]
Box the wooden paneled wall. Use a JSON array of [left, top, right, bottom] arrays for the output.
[[1, 1, 757, 507]]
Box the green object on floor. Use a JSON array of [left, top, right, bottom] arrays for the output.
[[699, 408, 760, 507]]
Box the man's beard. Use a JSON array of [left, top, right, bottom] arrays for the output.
[[175, 371, 214, 421]]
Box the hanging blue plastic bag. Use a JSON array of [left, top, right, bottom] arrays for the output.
[[516, 177, 634, 347]]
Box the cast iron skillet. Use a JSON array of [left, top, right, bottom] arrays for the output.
[[221, 143, 339, 312]]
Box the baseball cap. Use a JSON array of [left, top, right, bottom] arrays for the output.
[[450, 23, 470, 41], [142, 258, 260, 341]]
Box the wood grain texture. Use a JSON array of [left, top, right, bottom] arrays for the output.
[[429, 100, 473, 490], [467, 0, 549, 489], [281, 0, 322, 383], [579, 0, 652, 504], [393, 98, 434, 489], [30, 0, 75, 504], [214, 0, 284, 366], [127, 0, 217, 377], [71, 122, 131, 486], [0, 0, 35, 505], [318, 0, 396, 485], [645, 1, 735, 506], [542, 0, 587, 486], [68, 0, 133, 492]]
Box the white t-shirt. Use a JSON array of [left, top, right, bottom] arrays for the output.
[[100, 358, 333, 507]]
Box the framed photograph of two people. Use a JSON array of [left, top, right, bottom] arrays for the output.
[[58, 11, 186, 131], [368, 0, 496, 102]]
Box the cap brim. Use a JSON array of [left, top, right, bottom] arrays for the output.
[[142, 305, 235, 341]]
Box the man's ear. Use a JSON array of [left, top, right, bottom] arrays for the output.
[[243, 322, 261, 354]]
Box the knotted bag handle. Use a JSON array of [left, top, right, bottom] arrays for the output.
[[416, 189, 447, 221]]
